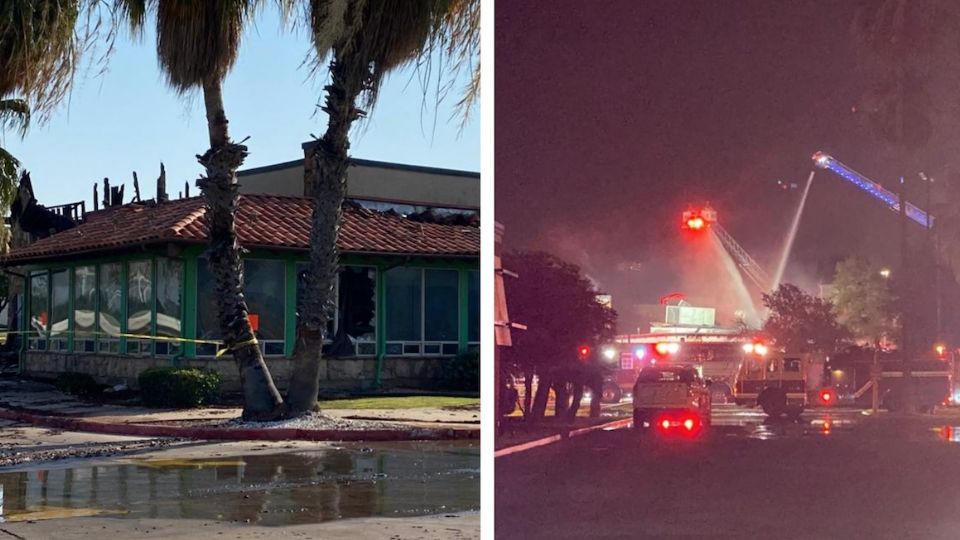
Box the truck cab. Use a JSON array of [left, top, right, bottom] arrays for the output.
[[734, 355, 808, 418]]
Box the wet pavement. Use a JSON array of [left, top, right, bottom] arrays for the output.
[[0, 441, 479, 527], [496, 404, 960, 539]]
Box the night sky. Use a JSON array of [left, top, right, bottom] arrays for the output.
[[495, 0, 960, 331]]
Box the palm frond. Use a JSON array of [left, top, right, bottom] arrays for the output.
[[0, 147, 21, 210], [318, 0, 450, 111], [306, 0, 356, 60], [439, 0, 479, 127], [305, 0, 478, 122], [0, 0, 82, 116], [154, 0, 261, 92], [114, 0, 148, 37], [0, 98, 30, 137]]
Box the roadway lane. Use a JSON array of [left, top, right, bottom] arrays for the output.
[[496, 406, 960, 539]]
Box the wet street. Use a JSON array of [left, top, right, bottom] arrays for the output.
[[496, 405, 960, 539], [0, 441, 479, 532]]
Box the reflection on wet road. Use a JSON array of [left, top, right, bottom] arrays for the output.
[[620, 404, 960, 442], [0, 442, 479, 526], [497, 404, 960, 539], [708, 404, 862, 440]]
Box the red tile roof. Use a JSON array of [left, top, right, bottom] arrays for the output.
[[4, 194, 479, 263]]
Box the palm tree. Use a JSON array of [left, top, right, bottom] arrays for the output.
[[285, 0, 479, 415], [119, 0, 284, 420]]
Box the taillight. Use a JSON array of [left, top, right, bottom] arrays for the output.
[[660, 419, 671, 430], [683, 418, 695, 431]]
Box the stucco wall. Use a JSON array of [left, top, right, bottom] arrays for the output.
[[21, 352, 449, 394], [238, 160, 479, 209]]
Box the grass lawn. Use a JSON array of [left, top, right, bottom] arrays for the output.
[[317, 396, 480, 410]]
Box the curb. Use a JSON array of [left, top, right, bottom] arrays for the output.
[[495, 416, 632, 458], [0, 408, 479, 442]]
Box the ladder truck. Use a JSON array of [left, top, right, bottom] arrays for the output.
[[681, 207, 817, 416], [812, 151, 954, 410]]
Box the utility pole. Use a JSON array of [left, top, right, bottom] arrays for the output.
[[921, 172, 941, 341], [872, 338, 880, 414], [899, 176, 913, 413]]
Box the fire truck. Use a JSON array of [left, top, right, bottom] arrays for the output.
[[608, 325, 753, 403], [826, 348, 953, 412], [732, 351, 811, 417]]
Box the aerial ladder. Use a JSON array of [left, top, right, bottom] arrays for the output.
[[685, 152, 936, 293], [811, 151, 934, 229], [682, 206, 771, 292]]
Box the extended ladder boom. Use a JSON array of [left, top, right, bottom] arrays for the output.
[[812, 151, 934, 228], [712, 223, 771, 292]]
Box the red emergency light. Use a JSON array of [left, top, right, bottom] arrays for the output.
[[578, 345, 591, 360], [654, 342, 680, 356], [681, 206, 717, 232]]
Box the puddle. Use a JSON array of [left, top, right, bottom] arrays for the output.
[[0, 441, 479, 526], [718, 414, 855, 440]]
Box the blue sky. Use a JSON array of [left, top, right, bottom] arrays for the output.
[[3, 8, 479, 207]]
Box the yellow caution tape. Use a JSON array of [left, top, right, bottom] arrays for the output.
[[5, 328, 264, 356], [215, 337, 259, 358]]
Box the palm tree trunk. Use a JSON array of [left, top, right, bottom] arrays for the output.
[[529, 372, 552, 423], [523, 369, 534, 414], [285, 56, 365, 416], [567, 385, 584, 422], [198, 77, 283, 420]]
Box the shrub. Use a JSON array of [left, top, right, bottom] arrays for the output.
[[138, 367, 222, 408], [54, 372, 104, 399], [438, 349, 480, 392]]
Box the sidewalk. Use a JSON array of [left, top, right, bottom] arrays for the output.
[[0, 379, 479, 442]]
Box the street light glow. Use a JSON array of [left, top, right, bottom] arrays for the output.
[[879, 268, 891, 278], [602, 347, 617, 360]]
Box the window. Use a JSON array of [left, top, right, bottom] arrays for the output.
[[296, 264, 377, 357], [50, 270, 69, 351], [98, 263, 122, 353], [197, 258, 285, 357], [386, 267, 422, 355], [424, 269, 458, 355], [386, 267, 462, 357], [467, 270, 479, 346], [28, 272, 48, 350], [155, 258, 182, 356], [73, 266, 97, 353], [244, 259, 286, 356], [126, 260, 153, 355]]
